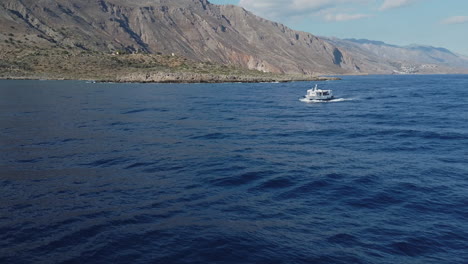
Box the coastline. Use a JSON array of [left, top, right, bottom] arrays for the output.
[[0, 46, 341, 84], [0, 73, 340, 84], [111, 73, 341, 83]]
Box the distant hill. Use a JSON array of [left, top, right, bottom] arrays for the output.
[[323, 37, 468, 74], [0, 0, 467, 76]]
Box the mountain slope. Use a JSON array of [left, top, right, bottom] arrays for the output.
[[0, 0, 360, 75], [323, 37, 468, 74]]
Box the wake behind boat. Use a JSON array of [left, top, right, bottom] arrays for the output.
[[302, 84, 334, 102]]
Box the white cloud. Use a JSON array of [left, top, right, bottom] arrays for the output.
[[441, 16, 468, 25], [238, 0, 372, 21], [379, 0, 417, 10], [324, 13, 373, 22], [239, 0, 332, 18]]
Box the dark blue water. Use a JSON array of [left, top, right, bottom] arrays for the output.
[[1, 75, 467, 264]]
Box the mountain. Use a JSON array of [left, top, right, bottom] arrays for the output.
[[323, 37, 468, 74], [0, 0, 360, 75], [1, 0, 467, 76]]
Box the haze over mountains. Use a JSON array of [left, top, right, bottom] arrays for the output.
[[1, 0, 468, 75], [323, 37, 468, 74]]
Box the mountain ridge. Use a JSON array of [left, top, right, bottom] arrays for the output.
[[1, 0, 467, 76], [0, 0, 360, 75], [323, 37, 468, 74]]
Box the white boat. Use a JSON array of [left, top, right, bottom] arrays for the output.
[[302, 84, 334, 101]]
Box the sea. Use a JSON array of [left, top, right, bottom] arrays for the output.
[[0, 75, 467, 264]]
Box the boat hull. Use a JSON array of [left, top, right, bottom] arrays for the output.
[[302, 96, 335, 101]]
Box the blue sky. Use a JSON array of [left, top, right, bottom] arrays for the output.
[[210, 0, 468, 55]]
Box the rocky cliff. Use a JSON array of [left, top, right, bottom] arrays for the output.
[[0, 0, 360, 75]]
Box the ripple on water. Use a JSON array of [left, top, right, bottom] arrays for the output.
[[1, 76, 468, 263], [121, 108, 168, 114], [208, 170, 273, 187], [255, 176, 295, 189], [81, 157, 133, 168]]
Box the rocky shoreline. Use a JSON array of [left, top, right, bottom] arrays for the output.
[[1, 72, 340, 84], [112, 72, 340, 83]]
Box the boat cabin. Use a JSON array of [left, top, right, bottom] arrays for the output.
[[304, 84, 334, 101]]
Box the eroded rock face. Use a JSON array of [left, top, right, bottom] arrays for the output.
[[0, 0, 361, 74]]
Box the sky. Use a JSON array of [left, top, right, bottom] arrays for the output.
[[209, 0, 468, 55]]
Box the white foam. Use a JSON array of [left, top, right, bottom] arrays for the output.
[[299, 98, 354, 103]]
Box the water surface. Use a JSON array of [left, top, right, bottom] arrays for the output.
[[1, 75, 467, 263]]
